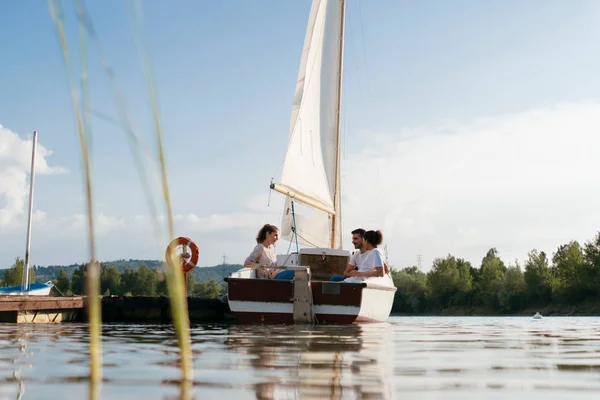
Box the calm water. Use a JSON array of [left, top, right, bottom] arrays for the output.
[[1, 316, 600, 399]]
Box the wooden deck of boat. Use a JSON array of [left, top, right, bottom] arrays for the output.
[[0, 295, 84, 323]]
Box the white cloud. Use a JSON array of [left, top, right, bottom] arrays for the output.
[[342, 101, 600, 270], [172, 212, 272, 232], [0, 124, 67, 230], [65, 213, 125, 236], [0, 208, 280, 267]]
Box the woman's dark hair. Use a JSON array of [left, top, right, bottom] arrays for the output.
[[256, 224, 279, 244], [364, 230, 383, 246]]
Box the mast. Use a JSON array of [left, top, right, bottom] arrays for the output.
[[22, 130, 37, 292], [330, 0, 345, 249]]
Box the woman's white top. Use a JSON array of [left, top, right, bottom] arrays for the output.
[[245, 243, 277, 278]]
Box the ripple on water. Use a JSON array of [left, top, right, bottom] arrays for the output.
[[0, 317, 600, 398]]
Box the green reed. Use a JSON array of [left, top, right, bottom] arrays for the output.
[[48, 0, 102, 391], [48, 0, 194, 386], [129, 0, 193, 380]]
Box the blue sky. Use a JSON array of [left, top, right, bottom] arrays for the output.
[[2, 0, 600, 271]]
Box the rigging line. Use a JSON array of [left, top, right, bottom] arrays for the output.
[[294, 230, 320, 248], [291, 201, 300, 262], [191, 277, 226, 298], [276, 231, 298, 268]]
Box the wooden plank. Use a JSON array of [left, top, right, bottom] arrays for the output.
[[0, 296, 84, 312]]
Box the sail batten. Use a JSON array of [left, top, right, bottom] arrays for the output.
[[271, 183, 335, 215], [278, 0, 345, 249]]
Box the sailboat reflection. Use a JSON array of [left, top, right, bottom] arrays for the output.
[[1, 325, 72, 400], [224, 322, 393, 399], [3, 327, 34, 400]]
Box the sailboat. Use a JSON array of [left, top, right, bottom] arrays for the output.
[[225, 0, 397, 324], [0, 131, 53, 297]]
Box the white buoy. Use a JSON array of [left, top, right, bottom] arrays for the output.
[[533, 312, 543, 319]]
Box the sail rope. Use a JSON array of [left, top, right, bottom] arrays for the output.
[[291, 201, 301, 264], [294, 230, 320, 248]]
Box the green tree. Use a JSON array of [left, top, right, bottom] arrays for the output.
[[478, 248, 505, 308], [100, 265, 122, 296], [426, 255, 473, 308], [186, 271, 196, 295], [391, 267, 428, 313], [53, 268, 71, 295], [1, 258, 35, 287], [192, 280, 223, 299], [498, 262, 525, 312], [523, 249, 552, 305], [552, 241, 587, 301], [120, 268, 138, 295], [581, 232, 600, 297], [584, 232, 600, 269], [132, 264, 157, 296], [70, 264, 86, 295], [155, 271, 168, 296]]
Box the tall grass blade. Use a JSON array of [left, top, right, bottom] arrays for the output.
[[47, 0, 102, 395], [129, 0, 193, 381]]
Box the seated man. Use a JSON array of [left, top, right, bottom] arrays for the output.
[[330, 228, 367, 281]]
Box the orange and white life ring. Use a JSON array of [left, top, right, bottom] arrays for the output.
[[165, 237, 199, 273]]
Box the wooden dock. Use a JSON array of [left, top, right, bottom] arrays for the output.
[[0, 295, 234, 324], [98, 296, 235, 323], [0, 295, 84, 323]]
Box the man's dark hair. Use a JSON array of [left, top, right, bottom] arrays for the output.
[[351, 228, 366, 236]]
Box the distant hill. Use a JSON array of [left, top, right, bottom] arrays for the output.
[[32, 259, 242, 283]]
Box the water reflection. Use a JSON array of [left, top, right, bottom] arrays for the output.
[[222, 323, 393, 399], [2, 318, 600, 399]]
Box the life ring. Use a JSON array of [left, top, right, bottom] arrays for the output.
[[165, 237, 199, 273]]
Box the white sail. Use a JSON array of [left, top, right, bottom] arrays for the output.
[[278, 0, 344, 249]]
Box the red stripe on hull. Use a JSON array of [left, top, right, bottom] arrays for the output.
[[311, 282, 362, 306], [228, 279, 293, 303], [227, 279, 363, 307]]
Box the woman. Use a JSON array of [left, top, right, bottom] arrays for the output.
[[342, 230, 393, 286], [244, 224, 294, 280]]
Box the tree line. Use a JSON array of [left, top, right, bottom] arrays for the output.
[[1, 260, 224, 299], [390, 231, 600, 315], [3, 231, 599, 315]]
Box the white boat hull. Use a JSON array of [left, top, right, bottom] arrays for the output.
[[0, 282, 53, 296], [226, 269, 396, 324]]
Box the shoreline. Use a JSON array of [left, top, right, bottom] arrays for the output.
[[390, 303, 600, 317]]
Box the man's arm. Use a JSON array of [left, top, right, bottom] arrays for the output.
[[343, 252, 359, 277], [343, 263, 357, 277]]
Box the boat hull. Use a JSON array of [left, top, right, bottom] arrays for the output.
[[226, 278, 396, 324], [0, 282, 53, 296]]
